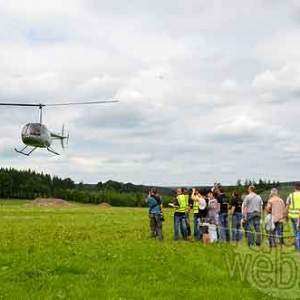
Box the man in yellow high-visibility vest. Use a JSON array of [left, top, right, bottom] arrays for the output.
[[286, 183, 300, 251], [169, 188, 189, 240]]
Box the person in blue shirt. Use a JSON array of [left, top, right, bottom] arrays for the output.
[[145, 188, 164, 241]]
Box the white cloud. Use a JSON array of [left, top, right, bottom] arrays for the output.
[[1, 0, 300, 185], [221, 79, 238, 90], [252, 70, 281, 90], [214, 115, 263, 137], [252, 64, 300, 104]]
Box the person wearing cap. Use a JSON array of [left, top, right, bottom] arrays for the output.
[[266, 188, 285, 247], [145, 188, 164, 241], [242, 185, 263, 247], [286, 183, 300, 251], [169, 188, 189, 240]]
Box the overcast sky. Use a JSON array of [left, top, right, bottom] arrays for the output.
[[1, 0, 300, 186]]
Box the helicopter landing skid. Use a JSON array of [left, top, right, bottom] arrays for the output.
[[47, 147, 60, 156], [14, 145, 37, 156]]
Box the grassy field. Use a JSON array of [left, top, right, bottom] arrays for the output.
[[0, 200, 299, 300]]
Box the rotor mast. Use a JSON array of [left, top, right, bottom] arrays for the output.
[[39, 104, 43, 124]]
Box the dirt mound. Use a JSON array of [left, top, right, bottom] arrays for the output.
[[25, 198, 71, 207], [98, 202, 112, 208]]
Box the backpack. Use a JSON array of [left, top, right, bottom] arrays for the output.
[[149, 195, 161, 213], [199, 198, 207, 210], [265, 214, 275, 232]]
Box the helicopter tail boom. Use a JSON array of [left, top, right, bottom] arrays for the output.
[[50, 124, 69, 149]]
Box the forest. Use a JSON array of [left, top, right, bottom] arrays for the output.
[[0, 168, 280, 206]]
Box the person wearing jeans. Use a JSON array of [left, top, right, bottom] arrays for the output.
[[149, 214, 163, 241], [286, 184, 300, 251], [217, 188, 230, 242], [182, 188, 191, 236], [174, 213, 188, 240], [269, 222, 284, 247], [145, 188, 164, 241], [191, 188, 201, 240], [296, 215, 300, 250], [231, 192, 243, 242], [169, 188, 188, 240], [232, 213, 243, 241], [242, 185, 263, 247], [219, 212, 230, 242], [266, 188, 285, 247], [193, 213, 201, 240], [291, 218, 300, 250], [246, 214, 262, 246]]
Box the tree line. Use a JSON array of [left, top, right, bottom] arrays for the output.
[[222, 178, 280, 200], [0, 168, 280, 206], [0, 168, 173, 206]]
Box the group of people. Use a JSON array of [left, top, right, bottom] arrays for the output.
[[145, 182, 300, 251]]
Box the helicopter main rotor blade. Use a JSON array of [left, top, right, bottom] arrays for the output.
[[45, 100, 119, 107], [0, 103, 45, 107], [0, 100, 118, 109]]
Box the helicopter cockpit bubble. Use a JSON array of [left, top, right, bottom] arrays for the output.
[[21, 124, 30, 136], [29, 123, 42, 136], [22, 123, 42, 136]]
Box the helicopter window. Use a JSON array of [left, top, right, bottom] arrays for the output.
[[22, 124, 30, 135], [29, 124, 41, 136]]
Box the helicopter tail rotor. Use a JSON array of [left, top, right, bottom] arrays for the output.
[[60, 124, 70, 150]]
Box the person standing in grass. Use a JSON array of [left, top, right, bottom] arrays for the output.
[[191, 188, 201, 240], [207, 191, 218, 223], [182, 188, 192, 236], [242, 185, 263, 247], [286, 183, 300, 251], [145, 188, 163, 241], [169, 188, 188, 240], [231, 192, 243, 242], [217, 188, 230, 242], [297, 211, 300, 244], [241, 193, 247, 239], [207, 191, 219, 242], [266, 188, 285, 247]]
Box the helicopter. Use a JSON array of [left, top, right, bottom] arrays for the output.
[[0, 100, 118, 156]]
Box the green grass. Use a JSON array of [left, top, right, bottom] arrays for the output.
[[0, 199, 30, 206], [0, 200, 299, 299]]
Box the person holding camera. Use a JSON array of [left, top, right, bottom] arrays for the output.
[[145, 188, 164, 241], [191, 188, 201, 240], [182, 187, 192, 236]]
